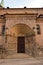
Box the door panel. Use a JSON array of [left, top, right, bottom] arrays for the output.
[[17, 37, 25, 53]]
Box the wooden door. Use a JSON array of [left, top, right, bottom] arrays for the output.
[[17, 37, 25, 53]]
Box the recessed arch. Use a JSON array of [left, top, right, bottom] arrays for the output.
[[7, 23, 35, 37]]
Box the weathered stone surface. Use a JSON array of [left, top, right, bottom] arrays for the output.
[[0, 8, 43, 58]]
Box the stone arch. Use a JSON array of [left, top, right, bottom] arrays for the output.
[[6, 23, 36, 56], [9, 23, 35, 37]]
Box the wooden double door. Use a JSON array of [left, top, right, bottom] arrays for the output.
[[17, 37, 25, 53]]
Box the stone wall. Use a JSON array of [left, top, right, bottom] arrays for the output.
[[0, 8, 43, 58]]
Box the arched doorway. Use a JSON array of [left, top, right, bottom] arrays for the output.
[[6, 23, 36, 56]]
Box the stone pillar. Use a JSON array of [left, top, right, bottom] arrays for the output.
[[31, 36, 38, 57], [25, 35, 38, 57]]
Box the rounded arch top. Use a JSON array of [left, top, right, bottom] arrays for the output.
[[6, 23, 35, 37]]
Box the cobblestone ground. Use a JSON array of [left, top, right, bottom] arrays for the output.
[[0, 58, 43, 65]]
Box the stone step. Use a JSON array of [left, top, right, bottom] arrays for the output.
[[6, 53, 32, 59]]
